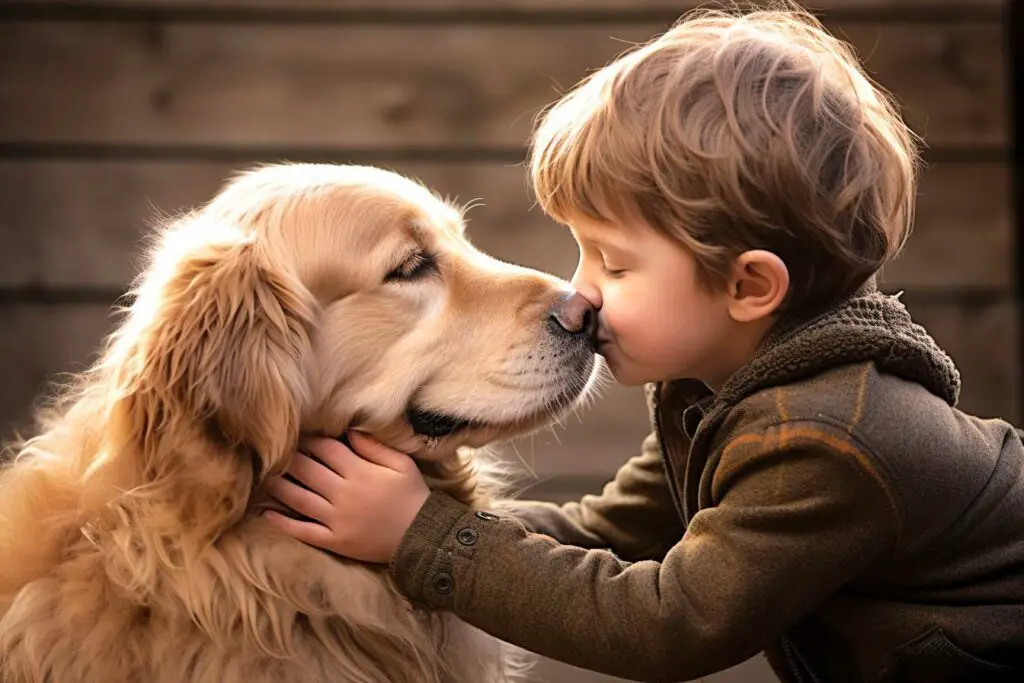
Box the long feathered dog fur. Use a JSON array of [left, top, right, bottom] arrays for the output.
[[0, 166, 549, 683]]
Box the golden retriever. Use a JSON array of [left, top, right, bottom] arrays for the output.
[[0, 163, 600, 683]]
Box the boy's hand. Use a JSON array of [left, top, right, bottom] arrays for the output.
[[262, 431, 429, 564]]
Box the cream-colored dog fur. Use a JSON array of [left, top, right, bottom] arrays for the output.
[[0, 164, 598, 683]]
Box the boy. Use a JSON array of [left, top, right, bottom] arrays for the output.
[[264, 6, 1024, 682]]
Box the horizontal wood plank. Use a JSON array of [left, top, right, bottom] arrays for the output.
[[0, 303, 116, 442], [903, 298, 1020, 420], [17, 1, 1008, 13], [0, 21, 1005, 150], [879, 161, 1013, 290], [0, 160, 1011, 290], [1, 300, 1017, 473]]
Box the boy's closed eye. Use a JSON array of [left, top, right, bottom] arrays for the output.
[[598, 248, 632, 277], [602, 262, 628, 278]]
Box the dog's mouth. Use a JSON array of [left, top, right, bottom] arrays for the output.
[[405, 349, 597, 441], [406, 383, 591, 441], [406, 406, 476, 438]]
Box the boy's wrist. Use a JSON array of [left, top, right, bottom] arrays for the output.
[[389, 490, 504, 609], [389, 490, 466, 601]]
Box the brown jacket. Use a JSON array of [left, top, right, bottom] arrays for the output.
[[390, 282, 1024, 682]]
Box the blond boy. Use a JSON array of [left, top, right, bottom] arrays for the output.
[[266, 7, 1024, 681]]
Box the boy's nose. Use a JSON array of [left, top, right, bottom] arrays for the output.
[[548, 292, 598, 342], [570, 272, 602, 310]]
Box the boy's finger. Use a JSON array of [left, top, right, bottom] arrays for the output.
[[286, 450, 346, 495], [266, 476, 332, 524], [301, 435, 364, 477], [262, 510, 336, 550], [348, 430, 414, 472]]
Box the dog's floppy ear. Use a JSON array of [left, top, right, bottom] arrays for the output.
[[115, 215, 316, 484]]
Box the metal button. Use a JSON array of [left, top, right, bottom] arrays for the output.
[[475, 510, 498, 521], [456, 527, 478, 546], [432, 572, 453, 595]]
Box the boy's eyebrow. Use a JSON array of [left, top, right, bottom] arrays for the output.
[[583, 231, 635, 256]]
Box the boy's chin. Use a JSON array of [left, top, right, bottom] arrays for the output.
[[602, 358, 649, 387], [603, 354, 683, 387]]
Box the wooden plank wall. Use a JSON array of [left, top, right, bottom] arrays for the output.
[[0, 2, 1015, 682]]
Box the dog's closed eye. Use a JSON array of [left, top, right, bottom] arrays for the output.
[[384, 251, 438, 283]]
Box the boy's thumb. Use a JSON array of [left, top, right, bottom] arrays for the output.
[[347, 430, 413, 472]]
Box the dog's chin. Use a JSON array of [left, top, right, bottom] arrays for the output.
[[406, 373, 597, 457]]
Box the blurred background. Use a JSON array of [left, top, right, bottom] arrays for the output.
[[0, 1, 1019, 681]]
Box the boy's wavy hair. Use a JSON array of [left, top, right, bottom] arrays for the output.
[[529, 2, 920, 313]]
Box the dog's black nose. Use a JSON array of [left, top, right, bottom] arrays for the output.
[[547, 292, 598, 342]]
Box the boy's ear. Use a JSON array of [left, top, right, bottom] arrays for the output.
[[725, 250, 789, 323]]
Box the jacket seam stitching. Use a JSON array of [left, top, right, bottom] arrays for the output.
[[732, 417, 906, 549]]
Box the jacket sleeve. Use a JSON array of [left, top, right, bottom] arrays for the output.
[[389, 421, 902, 682], [495, 432, 684, 561]]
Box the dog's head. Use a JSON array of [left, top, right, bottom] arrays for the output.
[[107, 163, 597, 513]]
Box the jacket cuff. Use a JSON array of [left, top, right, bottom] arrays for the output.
[[389, 489, 505, 609]]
